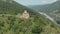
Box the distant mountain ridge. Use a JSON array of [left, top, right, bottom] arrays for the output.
[[29, 0, 60, 13]]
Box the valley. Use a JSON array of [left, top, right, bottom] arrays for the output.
[[29, 0, 60, 24]]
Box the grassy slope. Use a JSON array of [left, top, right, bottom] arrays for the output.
[[0, 0, 60, 34]]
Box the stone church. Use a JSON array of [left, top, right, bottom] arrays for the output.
[[16, 10, 29, 19]]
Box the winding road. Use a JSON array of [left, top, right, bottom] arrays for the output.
[[38, 12, 60, 26]]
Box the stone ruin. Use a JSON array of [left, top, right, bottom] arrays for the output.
[[16, 10, 30, 19]]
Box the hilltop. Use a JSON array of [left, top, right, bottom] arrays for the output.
[[0, 0, 60, 34]]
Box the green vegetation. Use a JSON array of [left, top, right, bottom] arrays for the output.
[[0, 15, 60, 34], [0, 0, 37, 15], [0, 0, 60, 34]]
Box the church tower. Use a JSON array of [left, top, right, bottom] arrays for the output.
[[16, 10, 30, 19], [22, 10, 29, 19]]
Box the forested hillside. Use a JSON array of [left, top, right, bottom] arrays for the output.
[[0, 0, 37, 15], [0, 0, 60, 34]]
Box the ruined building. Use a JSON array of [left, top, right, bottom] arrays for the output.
[[16, 10, 29, 19]]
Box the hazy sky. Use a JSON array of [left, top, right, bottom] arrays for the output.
[[14, 0, 57, 6]]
